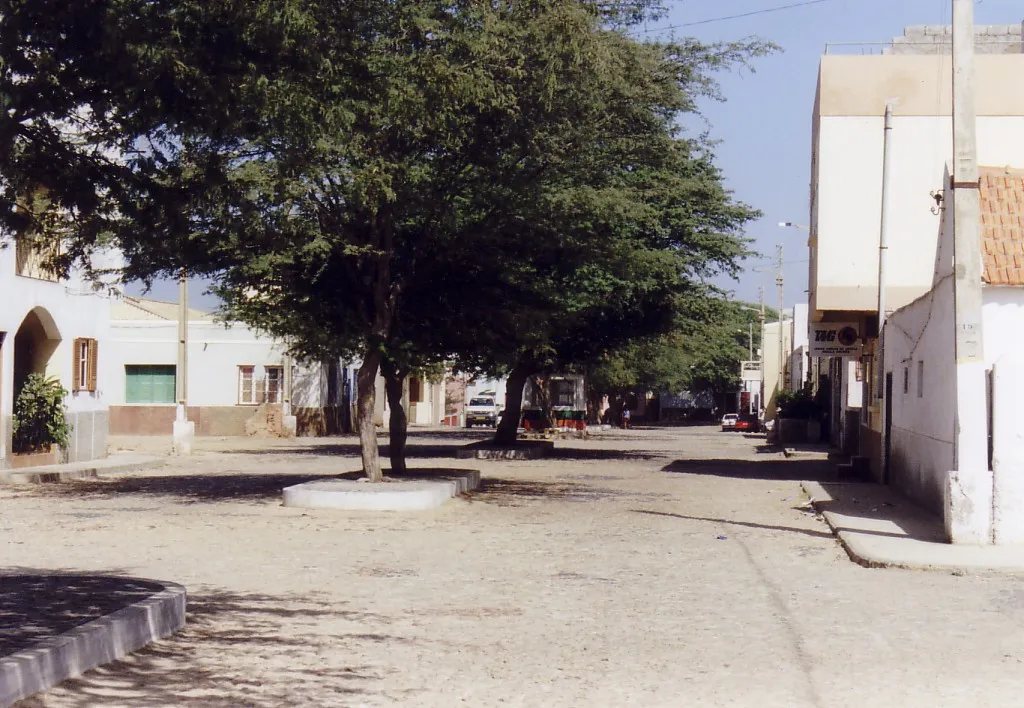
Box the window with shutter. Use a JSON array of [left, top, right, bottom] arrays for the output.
[[409, 377, 422, 403], [72, 338, 83, 392], [87, 339, 98, 392], [72, 338, 98, 393], [265, 366, 283, 403]]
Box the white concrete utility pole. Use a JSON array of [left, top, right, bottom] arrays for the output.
[[948, 0, 990, 543], [877, 101, 895, 366], [776, 245, 785, 394], [173, 271, 195, 454]]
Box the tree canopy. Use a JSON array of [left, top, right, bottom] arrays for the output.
[[0, 0, 771, 476]]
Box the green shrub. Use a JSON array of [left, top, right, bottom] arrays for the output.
[[776, 386, 820, 420], [13, 374, 71, 453]]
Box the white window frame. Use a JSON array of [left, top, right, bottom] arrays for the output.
[[238, 365, 285, 405]]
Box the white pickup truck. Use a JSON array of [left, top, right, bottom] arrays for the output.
[[466, 394, 503, 428]]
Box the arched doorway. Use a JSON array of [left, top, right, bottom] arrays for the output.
[[13, 307, 61, 403]]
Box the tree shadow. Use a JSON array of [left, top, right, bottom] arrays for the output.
[[662, 457, 838, 482], [548, 447, 669, 462], [465, 478, 665, 506], [0, 571, 164, 657], [12, 577, 396, 707], [10, 473, 348, 504], [630, 509, 835, 540], [14, 467, 482, 505]]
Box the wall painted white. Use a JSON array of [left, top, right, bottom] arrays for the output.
[[1, 249, 118, 465], [882, 277, 956, 523], [107, 318, 290, 408], [813, 114, 1024, 315]]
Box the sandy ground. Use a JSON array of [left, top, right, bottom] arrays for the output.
[[5, 425, 1024, 707]]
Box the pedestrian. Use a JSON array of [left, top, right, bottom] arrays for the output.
[[622, 407, 631, 430]]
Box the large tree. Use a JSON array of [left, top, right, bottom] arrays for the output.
[[0, 0, 769, 477]]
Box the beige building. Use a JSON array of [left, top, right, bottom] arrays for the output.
[[760, 320, 792, 422], [808, 24, 1024, 466]]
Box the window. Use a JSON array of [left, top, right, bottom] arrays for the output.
[[903, 367, 909, 395], [239, 365, 284, 405], [266, 366, 283, 403], [409, 377, 422, 403], [552, 379, 575, 407], [917, 361, 924, 398], [125, 365, 176, 404], [239, 366, 255, 404], [72, 338, 98, 393]]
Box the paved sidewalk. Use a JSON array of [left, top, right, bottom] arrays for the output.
[[0, 454, 163, 485], [803, 480, 1024, 574]]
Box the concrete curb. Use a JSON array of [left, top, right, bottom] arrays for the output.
[[456, 441, 554, 460], [0, 578, 186, 707], [283, 470, 482, 511], [801, 481, 1024, 574], [0, 455, 164, 485]]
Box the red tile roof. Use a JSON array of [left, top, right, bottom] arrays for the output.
[[980, 167, 1024, 285]]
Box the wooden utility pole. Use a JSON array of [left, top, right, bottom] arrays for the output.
[[949, 0, 989, 542]]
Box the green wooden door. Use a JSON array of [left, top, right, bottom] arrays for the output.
[[125, 365, 176, 404]]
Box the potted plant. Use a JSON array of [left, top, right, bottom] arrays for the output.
[[12, 373, 71, 465]]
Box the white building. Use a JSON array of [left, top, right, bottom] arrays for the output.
[[808, 27, 1024, 463], [106, 296, 444, 437], [884, 167, 1024, 543], [1, 241, 117, 469], [788, 304, 810, 392], [760, 319, 792, 421]]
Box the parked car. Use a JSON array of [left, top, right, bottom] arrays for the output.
[[734, 415, 758, 432], [466, 394, 503, 428], [720, 413, 738, 431]]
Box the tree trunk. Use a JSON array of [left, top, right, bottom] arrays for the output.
[[586, 385, 604, 425], [381, 359, 408, 475], [531, 374, 552, 428], [494, 363, 530, 446], [356, 347, 384, 482]]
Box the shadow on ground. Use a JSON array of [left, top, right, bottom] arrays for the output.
[[13, 580, 396, 707], [10, 473, 347, 503], [0, 572, 162, 657], [220, 429, 493, 460], [15, 467, 481, 505], [662, 457, 838, 482], [630, 509, 835, 540], [466, 478, 666, 506]]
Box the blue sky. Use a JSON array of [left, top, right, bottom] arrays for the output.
[[128, 0, 1022, 311], [648, 0, 1021, 310]]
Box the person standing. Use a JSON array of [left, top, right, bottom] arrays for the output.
[[622, 407, 631, 429]]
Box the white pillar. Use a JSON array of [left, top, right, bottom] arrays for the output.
[[172, 273, 195, 454], [947, 0, 991, 543]]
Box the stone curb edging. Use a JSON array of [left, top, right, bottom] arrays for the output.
[[0, 579, 186, 707], [456, 440, 554, 460], [0, 456, 164, 485], [800, 481, 1024, 575], [283, 470, 482, 511]]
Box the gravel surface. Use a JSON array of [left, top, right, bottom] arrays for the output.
[[5, 426, 1024, 707]]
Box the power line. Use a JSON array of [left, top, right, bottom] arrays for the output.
[[643, 0, 834, 33]]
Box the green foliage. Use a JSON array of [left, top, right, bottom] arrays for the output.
[[0, 0, 774, 469], [776, 386, 820, 420], [12, 374, 71, 453]]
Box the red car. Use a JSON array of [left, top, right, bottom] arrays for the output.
[[733, 415, 758, 432]]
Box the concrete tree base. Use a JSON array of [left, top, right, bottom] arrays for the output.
[[456, 440, 554, 460], [0, 578, 186, 707], [283, 470, 481, 511]]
